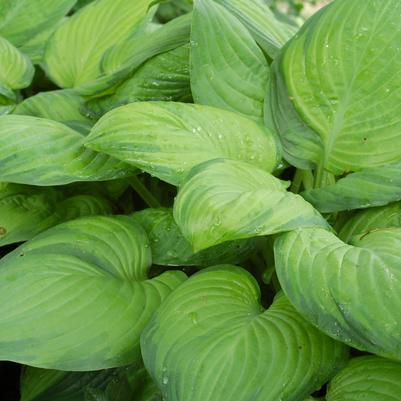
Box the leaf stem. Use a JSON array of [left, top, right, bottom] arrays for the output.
[[129, 175, 161, 208]]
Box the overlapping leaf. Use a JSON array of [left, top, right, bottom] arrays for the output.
[[302, 162, 401, 212], [0, 0, 76, 47], [190, 0, 269, 121], [0, 183, 113, 246], [270, 0, 401, 177], [0, 115, 134, 185], [85, 102, 278, 185], [43, 0, 154, 90], [0, 216, 186, 370], [174, 158, 328, 251], [132, 208, 261, 266], [85, 45, 191, 119], [20, 362, 161, 401], [275, 227, 401, 360], [14, 90, 93, 133], [141, 265, 348, 401], [326, 356, 401, 400], [216, 0, 297, 58]]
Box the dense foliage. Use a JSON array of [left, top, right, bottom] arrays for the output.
[[0, 0, 400, 400]]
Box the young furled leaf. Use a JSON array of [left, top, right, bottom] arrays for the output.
[[0, 115, 135, 185], [191, 0, 269, 121], [86, 102, 278, 185], [141, 265, 348, 401], [326, 356, 401, 400], [174, 158, 328, 251], [0, 216, 186, 370], [270, 0, 401, 181], [275, 227, 401, 361]]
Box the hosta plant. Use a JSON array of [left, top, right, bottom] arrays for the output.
[[0, 0, 401, 400]]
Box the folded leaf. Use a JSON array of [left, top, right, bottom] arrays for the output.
[[86, 102, 278, 185], [191, 0, 269, 121], [174, 158, 328, 251], [338, 201, 401, 243], [326, 356, 401, 400], [141, 265, 348, 401], [270, 0, 401, 175], [0, 0, 76, 47], [43, 0, 154, 89], [0, 216, 187, 370], [302, 162, 401, 213], [0, 36, 34, 91], [132, 208, 260, 266], [84, 45, 191, 119], [275, 227, 401, 360], [0, 115, 134, 185], [216, 0, 297, 58], [14, 90, 93, 133]]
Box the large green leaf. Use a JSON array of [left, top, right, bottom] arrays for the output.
[[84, 45, 191, 119], [326, 356, 401, 400], [85, 102, 278, 185], [43, 0, 154, 90], [216, 0, 296, 58], [132, 208, 261, 266], [0, 183, 113, 246], [0, 0, 76, 47], [141, 265, 348, 401], [275, 227, 401, 360], [20, 362, 161, 401], [190, 0, 269, 121], [338, 201, 401, 243], [0, 216, 186, 370], [174, 158, 328, 251], [14, 90, 93, 133], [302, 162, 401, 213], [0, 115, 134, 185], [0, 36, 34, 91], [270, 0, 401, 177]]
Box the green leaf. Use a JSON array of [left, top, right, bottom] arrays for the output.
[[43, 0, 154, 90], [173, 158, 328, 252], [271, 0, 401, 175], [216, 0, 297, 58], [326, 356, 401, 400], [0, 0, 76, 47], [338, 201, 401, 243], [190, 0, 269, 121], [132, 208, 261, 266], [0, 183, 114, 246], [18, 18, 66, 64], [0, 216, 186, 370], [0, 115, 134, 185], [84, 44, 191, 119], [20, 362, 161, 401], [141, 265, 348, 401], [0, 36, 34, 91], [275, 227, 401, 360], [302, 162, 401, 213], [14, 90, 93, 133], [85, 102, 278, 185]]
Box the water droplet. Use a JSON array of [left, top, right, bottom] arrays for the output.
[[162, 376, 169, 385]]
